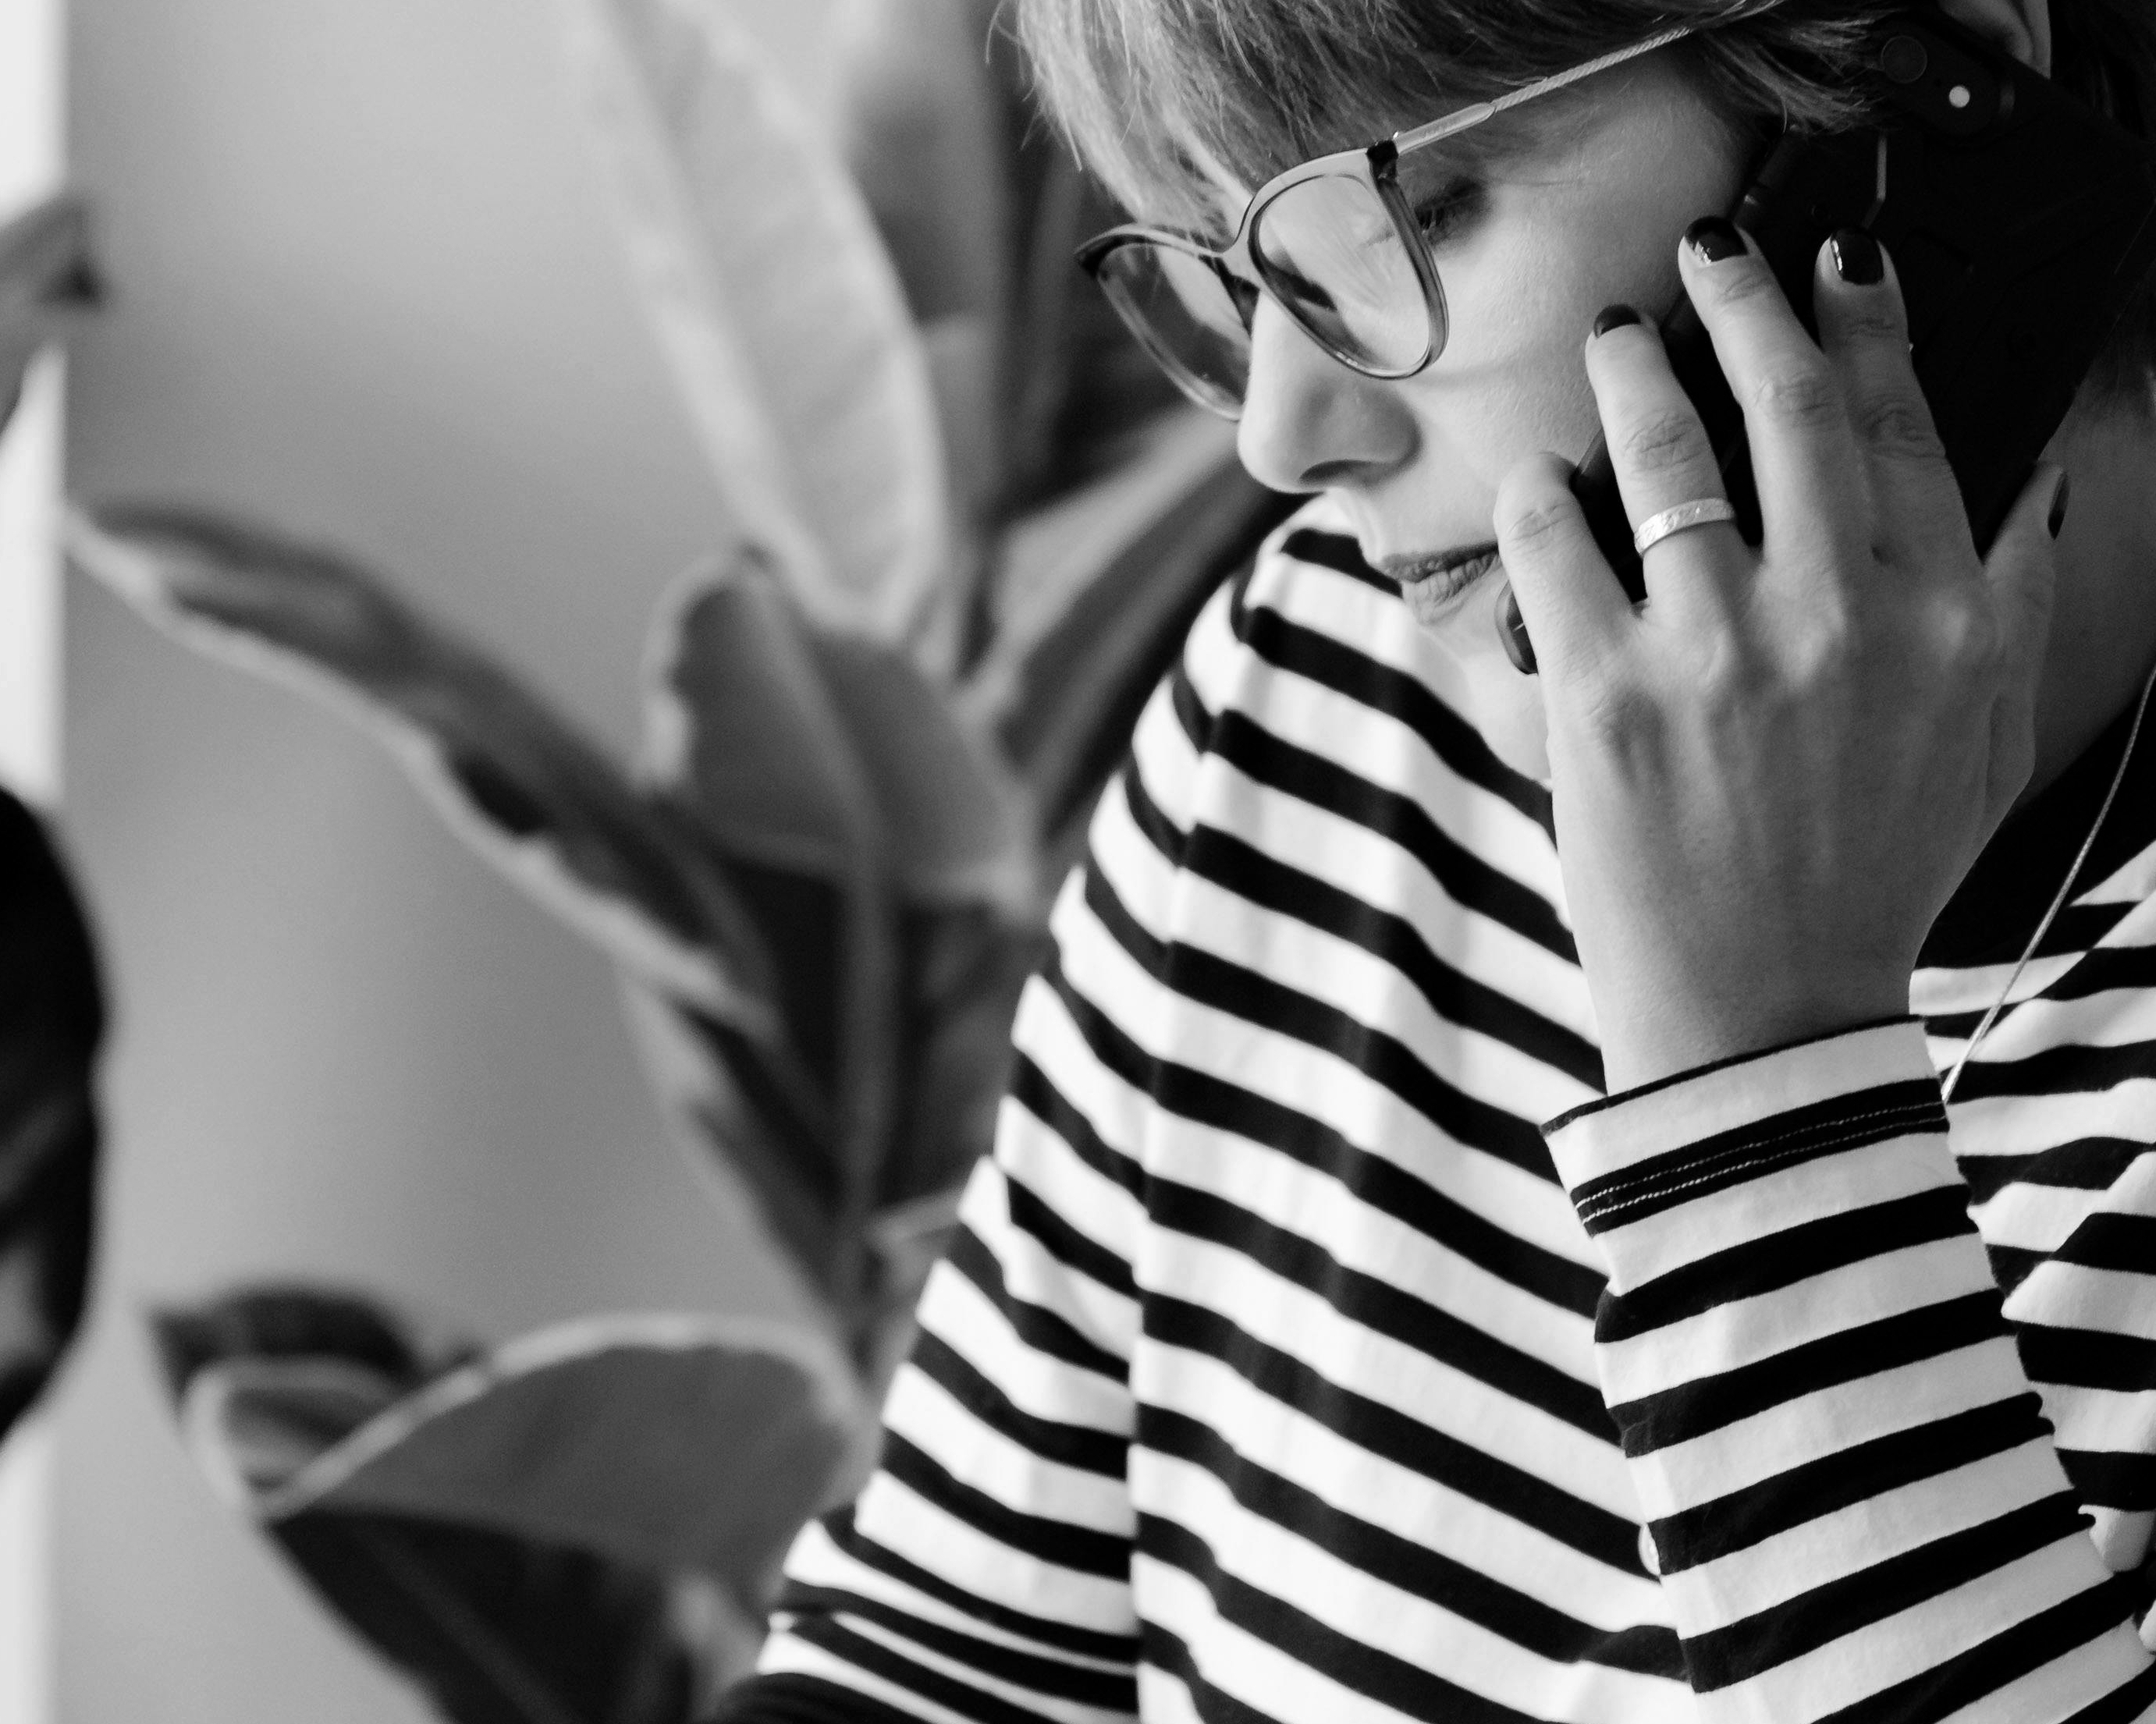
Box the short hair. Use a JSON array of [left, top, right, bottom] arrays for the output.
[[1015, 0, 2156, 398]]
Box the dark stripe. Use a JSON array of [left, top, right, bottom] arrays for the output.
[[712, 1672, 930, 1724], [1597, 1187, 1978, 1342], [1948, 1034, 2156, 1104], [781, 1615, 1081, 1724], [909, 1330, 1128, 1479], [1142, 1404, 1681, 1675], [943, 1226, 1125, 1381], [1122, 760, 1192, 877], [1047, 969, 1604, 1314], [1181, 824, 1602, 1088], [1813, 1575, 2140, 1724], [2057, 1211, 2156, 1275], [1145, 1294, 1638, 1569], [2060, 1446, 2156, 1511], [776, 1585, 1137, 1710], [1955, 1138, 2148, 1207], [1007, 1053, 1147, 1203], [879, 1432, 1131, 1580], [1003, 1174, 1137, 1300], [1571, 1081, 1944, 1234], [1138, 1513, 1547, 1724], [1683, 1494, 2094, 1690], [1608, 1290, 2009, 1454], [2016, 1323, 2156, 1393], [1277, 527, 1395, 594], [1232, 575, 1554, 832], [1149, 1174, 1611, 1435], [1204, 708, 1571, 958], [1650, 1396, 2053, 1573], [1082, 866, 1556, 1180], [816, 1505, 1139, 1663], [2044, 944, 2156, 1002], [1139, 1619, 1310, 1724]]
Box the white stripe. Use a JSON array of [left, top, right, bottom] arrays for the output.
[[883, 1363, 1134, 1534], [1054, 882, 1595, 1265], [1658, 1440, 2072, 1628], [2005, 1260, 2156, 1341], [757, 1634, 979, 1724], [1628, 1338, 2032, 1520], [780, 1516, 1135, 1673], [1139, 1098, 1597, 1385], [1134, 1342, 1658, 1627], [1585, 1133, 1962, 1291], [1598, 1233, 1999, 1406], [1547, 1021, 1935, 1187], [954, 1158, 1139, 1360], [852, 1471, 1136, 1634], [833, 1609, 1132, 1724], [1131, 1448, 1680, 1716], [913, 1261, 1131, 1435], [1142, 1225, 1636, 1516], [1725, 1538, 2122, 1722]]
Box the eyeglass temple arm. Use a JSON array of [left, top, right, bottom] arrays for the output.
[[1391, 22, 1700, 154]]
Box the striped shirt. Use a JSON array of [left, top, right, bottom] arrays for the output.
[[738, 501, 2156, 1723]]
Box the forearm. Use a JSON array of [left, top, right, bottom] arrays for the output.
[[1548, 1020, 2154, 1716]]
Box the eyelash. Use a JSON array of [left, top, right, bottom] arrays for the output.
[[1414, 180, 1482, 245]]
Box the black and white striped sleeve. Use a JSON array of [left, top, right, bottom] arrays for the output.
[[1545, 1020, 2156, 1720]]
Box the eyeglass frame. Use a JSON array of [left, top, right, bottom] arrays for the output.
[[1073, 20, 1707, 413]]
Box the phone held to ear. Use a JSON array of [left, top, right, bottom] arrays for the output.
[[1498, 9, 2156, 675]]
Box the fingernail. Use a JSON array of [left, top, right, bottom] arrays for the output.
[[1592, 304, 1641, 339], [2049, 471, 2073, 540], [1830, 227, 1884, 286], [1684, 216, 1746, 264]]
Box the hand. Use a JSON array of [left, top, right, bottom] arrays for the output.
[[1495, 222, 2063, 1094]]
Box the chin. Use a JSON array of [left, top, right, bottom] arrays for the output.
[[1405, 567, 1552, 783]]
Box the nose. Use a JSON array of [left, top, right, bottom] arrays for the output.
[[1235, 296, 1418, 494]]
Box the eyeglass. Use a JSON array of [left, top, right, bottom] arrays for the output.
[[1074, 23, 1706, 419]]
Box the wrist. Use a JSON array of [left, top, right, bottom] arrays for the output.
[[1594, 974, 1910, 1094]]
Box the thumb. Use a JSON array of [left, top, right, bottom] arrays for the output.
[[1493, 452, 1632, 683], [1979, 461, 2065, 828]]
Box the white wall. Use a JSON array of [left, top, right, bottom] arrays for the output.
[[55, 2, 832, 1718]]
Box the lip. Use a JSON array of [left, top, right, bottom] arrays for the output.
[[1378, 541, 1503, 623]]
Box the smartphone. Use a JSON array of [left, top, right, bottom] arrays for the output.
[[1499, 9, 2156, 673]]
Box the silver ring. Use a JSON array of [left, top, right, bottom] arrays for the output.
[[1632, 498, 1738, 555]]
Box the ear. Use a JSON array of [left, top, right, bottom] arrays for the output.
[[1935, 0, 2053, 76]]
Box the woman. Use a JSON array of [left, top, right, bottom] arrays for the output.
[[722, 1, 2156, 1717]]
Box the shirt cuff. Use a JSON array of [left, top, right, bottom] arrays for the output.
[[1543, 1019, 1952, 1295]]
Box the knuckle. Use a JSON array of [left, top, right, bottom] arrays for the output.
[[1854, 392, 1945, 463], [1748, 360, 1841, 431], [1501, 495, 1576, 555], [1704, 258, 1781, 310], [1835, 299, 1907, 349], [1616, 406, 1713, 477]]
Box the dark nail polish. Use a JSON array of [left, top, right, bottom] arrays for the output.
[[1830, 227, 1884, 286], [2049, 472, 2073, 540], [1685, 216, 1746, 264], [1592, 304, 1641, 339]]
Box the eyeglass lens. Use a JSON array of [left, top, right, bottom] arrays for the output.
[[1095, 176, 1439, 416], [1250, 175, 1434, 374], [1093, 243, 1255, 415]]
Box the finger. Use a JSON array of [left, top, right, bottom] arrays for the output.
[[1810, 230, 1967, 567], [1494, 452, 1635, 683], [1582, 306, 1747, 623], [1678, 217, 1868, 580], [1980, 463, 2065, 828]]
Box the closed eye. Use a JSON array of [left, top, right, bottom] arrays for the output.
[[1414, 178, 1484, 247]]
